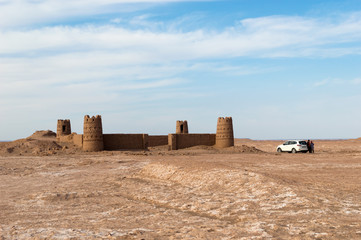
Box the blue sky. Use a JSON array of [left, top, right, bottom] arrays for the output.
[[1, 0, 361, 140]]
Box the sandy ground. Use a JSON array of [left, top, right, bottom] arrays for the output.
[[1, 133, 361, 239]]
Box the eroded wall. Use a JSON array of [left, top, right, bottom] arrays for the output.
[[148, 135, 168, 147], [103, 134, 148, 150], [168, 133, 216, 150], [57, 134, 73, 143], [73, 134, 83, 147]]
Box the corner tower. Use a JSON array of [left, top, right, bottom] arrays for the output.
[[57, 119, 71, 137], [216, 117, 234, 148], [176, 120, 189, 134], [83, 115, 104, 152]]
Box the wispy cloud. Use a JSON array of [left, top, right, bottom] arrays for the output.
[[352, 78, 361, 85], [1, 12, 361, 60], [0, 0, 210, 28], [314, 79, 329, 87], [313, 78, 361, 87]]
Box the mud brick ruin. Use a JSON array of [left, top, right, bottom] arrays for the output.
[[83, 115, 104, 152], [56, 120, 71, 138], [56, 115, 234, 152], [216, 117, 234, 148], [176, 121, 189, 134]]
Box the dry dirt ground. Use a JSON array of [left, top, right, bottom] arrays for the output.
[[1, 133, 361, 239]]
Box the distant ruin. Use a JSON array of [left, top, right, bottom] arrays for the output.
[[176, 121, 189, 134], [56, 119, 71, 138], [83, 115, 104, 152], [56, 115, 234, 152], [216, 117, 234, 148]]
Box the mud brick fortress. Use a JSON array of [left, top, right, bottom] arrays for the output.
[[56, 115, 234, 152]]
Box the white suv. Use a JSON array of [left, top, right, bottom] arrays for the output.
[[277, 140, 308, 153]]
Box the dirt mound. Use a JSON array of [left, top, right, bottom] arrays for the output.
[[27, 130, 56, 139], [1, 138, 62, 155], [226, 145, 264, 153], [0, 130, 80, 156]]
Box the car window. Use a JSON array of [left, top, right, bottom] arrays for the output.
[[290, 141, 297, 145], [299, 141, 307, 145], [284, 141, 289, 145]]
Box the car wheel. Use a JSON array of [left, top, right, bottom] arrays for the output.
[[277, 148, 282, 153], [291, 148, 296, 153]]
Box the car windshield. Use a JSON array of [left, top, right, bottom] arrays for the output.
[[299, 141, 307, 145]]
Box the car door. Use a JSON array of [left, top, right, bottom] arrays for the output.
[[289, 141, 297, 151], [282, 141, 290, 151]]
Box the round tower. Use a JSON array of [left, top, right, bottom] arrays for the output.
[[57, 119, 71, 137], [216, 117, 234, 148], [176, 120, 189, 134], [83, 115, 104, 152]]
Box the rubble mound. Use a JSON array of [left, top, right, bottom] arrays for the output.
[[27, 130, 56, 139], [0, 130, 78, 156], [229, 145, 264, 153], [2, 138, 62, 155]]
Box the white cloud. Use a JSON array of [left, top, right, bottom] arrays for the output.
[[1, 12, 361, 61], [312, 78, 361, 87], [352, 78, 361, 85], [314, 79, 329, 87], [0, 0, 208, 28]]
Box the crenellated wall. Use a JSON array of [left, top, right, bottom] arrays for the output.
[[56, 115, 234, 152]]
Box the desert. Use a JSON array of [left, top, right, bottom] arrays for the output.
[[1, 131, 361, 239], [2, 0, 361, 239]]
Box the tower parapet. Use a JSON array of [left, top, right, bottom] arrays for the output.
[[216, 117, 234, 148], [83, 115, 104, 152], [176, 120, 189, 134], [57, 119, 71, 137]]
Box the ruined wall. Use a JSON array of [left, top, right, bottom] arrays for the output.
[[103, 134, 148, 150], [176, 120, 189, 134], [73, 134, 83, 147], [57, 134, 73, 143], [83, 115, 104, 152], [216, 117, 234, 148], [168, 134, 216, 150], [57, 119, 71, 138], [148, 135, 168, 147]]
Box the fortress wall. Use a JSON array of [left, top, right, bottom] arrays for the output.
[[148, 135, 168, 147], [57, 134, 73, 143], [73, 134, 83, 147], [103, 134, 148, 150], [168, 133, 216, 150]]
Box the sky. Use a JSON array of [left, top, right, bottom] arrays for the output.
[[1, 0, 361, 140]]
